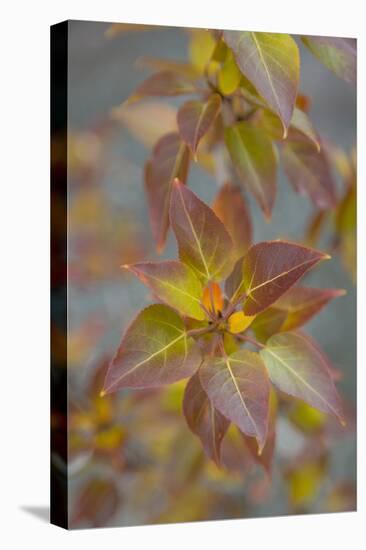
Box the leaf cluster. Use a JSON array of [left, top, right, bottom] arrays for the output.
[[102, 181, 345, 466]]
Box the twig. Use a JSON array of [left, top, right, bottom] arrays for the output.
[[235, 333, 265, 349]]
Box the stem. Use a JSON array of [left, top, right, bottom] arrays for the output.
[[186, 325, 215, 338], [199, 302, 216, 322], [235, 333, 265, 349], [222, 292, 247, 320], [218, 335, 227, 358]]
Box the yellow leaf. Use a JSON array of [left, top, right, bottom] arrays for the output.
[[218, 50, 241, 95], [228, 311, 255, 333], [189, 30, 216, 73]]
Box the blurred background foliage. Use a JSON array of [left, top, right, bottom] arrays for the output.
[[61, 21, 356, 528]]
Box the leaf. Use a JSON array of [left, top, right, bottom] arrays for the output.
[[224, 31, 300, 131], [237, 241, 329, 315], [145, 133, 190, 252], [304, 210, 327, 247], [188, 29, 216, 73], [273, 286, 346, 331], [170, 180, 234, 283], [242, 388, 277, 474], [302, 36, 356, 85], [281, 138, 337, 209], [228, 311, 255, 334], [212, 183, 252, 259], [251, 308, 288, 343], [102, 304, 201, 393], [225, 122, 277, 217], [202, 282, 224, 315], [177, 94, 222, 154], [183, 372, 230, 465], [256, 107, 320, 151], [124, 260, 205, 321], [260, 332, 344, 422], [335, 185, 356, 281], [224, 257, 245, 301], [217, 49, 242, 95], [199, 349, 270, 452], [111, 100, 177, 148], [127, 71, 196, 103]]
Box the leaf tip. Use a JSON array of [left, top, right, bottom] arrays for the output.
[[172, 177, 182, 188]]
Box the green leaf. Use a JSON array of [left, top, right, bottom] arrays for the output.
[[183, 372, 230, 466], [199, 349, 270, 452], [170, 180, 234, 283], [212, 183, 252, 260], [145, 133, 190, 252], [124, 260, 205, 321], [127, 70, 197, 103], [256, 107, 320, 151], [281, 138, 337, 209], [260, 332, 344, 422], [102, 304, 201, 393], [177, 94, 222, 154], [302, 36, 356, 85], [273, 286, 346, 331], [251, 307, 288, 343], [225, 122, 277, 218], [224, 31, 300, 131], [231, 240, 330, 315]]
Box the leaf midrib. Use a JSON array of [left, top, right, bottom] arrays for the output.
[[263, 346, 340, 418], [105, 332, 186, 392]]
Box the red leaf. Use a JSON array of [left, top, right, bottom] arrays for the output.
[[199, 349, 270, 452], [212, 183, 252, 260], [177, 94, 221, 154], [170, 180, 234, 283], [260, 332, 344, 423], [102, 304, 201, 393], [183, 372, 229, 465], [281, 139, 337, 209], [145, 133, 190, 252], [273, 286, 346, 331], [302, 36, 356, 85], [242, 388, 277, 474], [124, 260, 205, 320], [128, 70, 197, 102], [240, 241, 330, 315]]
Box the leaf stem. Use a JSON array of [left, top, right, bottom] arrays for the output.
[[186, 325, 215, 338], [222, 292, 246, 320], [236, 333, 265, 349]]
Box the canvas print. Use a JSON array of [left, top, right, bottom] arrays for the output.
[[51, 20, 356, 529]]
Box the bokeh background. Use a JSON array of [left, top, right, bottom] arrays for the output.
[[66, 21, 356, 527]]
